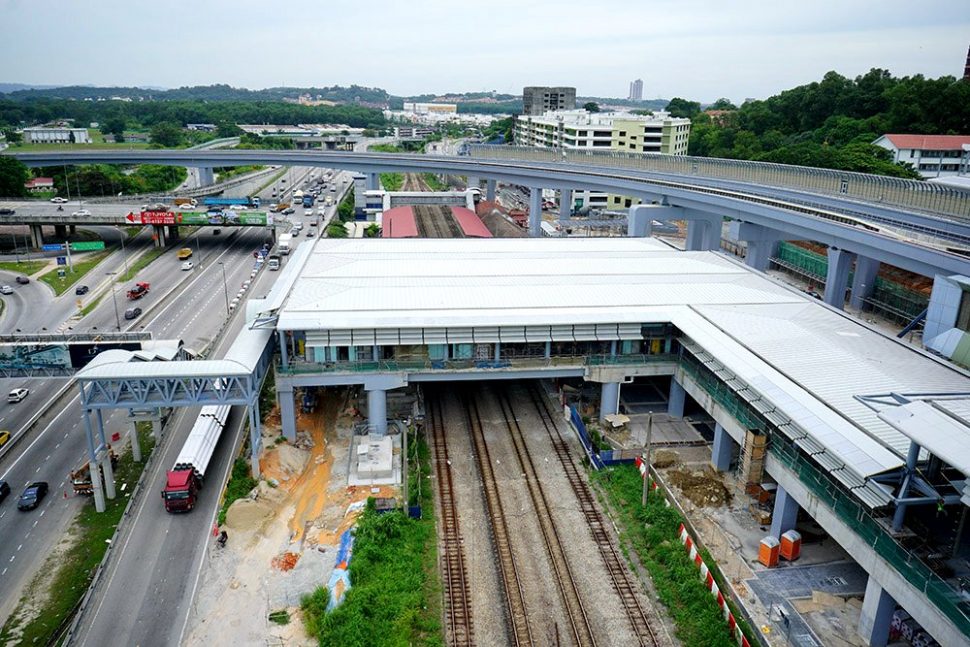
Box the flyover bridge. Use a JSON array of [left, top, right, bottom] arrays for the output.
[[10, 147, 970, 311]]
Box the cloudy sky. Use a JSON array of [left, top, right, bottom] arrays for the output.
[[1, 0, 967, 101]]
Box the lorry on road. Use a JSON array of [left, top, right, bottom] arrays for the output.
[[161, 404, 231, 512], [173, 197, 197, 207], [70, 448, 118, 495], [202, 196, 261, 209], [302, 194, 315, 208], [278, 234, 293, 255], [271, 202, 290, 213], [177, 247, 193, 260], [267, 254, 281, 271], [126, 282, 150, 300]]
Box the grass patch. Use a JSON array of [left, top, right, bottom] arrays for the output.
[[268, 609, 291, 625], [0, 260, 47, 275], [6, 142, 152, 152], [218, 458, 257, 526], [422, 174, 447, 191], [116, 247, 165, 283], [38, 249, 112, 296], [592, 465, 753, 647], [0, 423, 156, 645], [217, 165, 266, 181], [379, 173, 403, 191], [79, 292, 106, 317]]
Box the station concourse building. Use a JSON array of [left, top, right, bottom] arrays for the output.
[[267, 237, 970, 647]]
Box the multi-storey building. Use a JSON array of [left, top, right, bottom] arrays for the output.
[[514, 109, 691, 209], [521, 86, 576, 116], [872, 134, 970, 178], [628, 78, 643, 101]]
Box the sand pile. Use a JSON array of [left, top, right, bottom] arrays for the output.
[[271, 552, 300, 572], [224, 498, 275, 531], [667, 468, 731, 507], [652, 449, 680, 469], [276, 445, 310, 476]]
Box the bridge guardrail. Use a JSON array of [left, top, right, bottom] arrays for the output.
[[468, 145, 970, 224]]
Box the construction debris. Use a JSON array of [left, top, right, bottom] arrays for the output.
[[667, 467, 732, 507]]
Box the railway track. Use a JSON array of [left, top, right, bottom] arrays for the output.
[[428, 397, 474, 647], [414, 204, 464, 238], [462, 392, 535, 647], [494, 387, 597, 647], [525, 384, 661, 647]]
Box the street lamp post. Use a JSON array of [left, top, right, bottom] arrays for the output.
[[106, 272, 121, 331], [218, 262, 230, 314], [118, 227, 130, 279]]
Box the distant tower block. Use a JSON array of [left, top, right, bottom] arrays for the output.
[[964, 44, 970, 80]]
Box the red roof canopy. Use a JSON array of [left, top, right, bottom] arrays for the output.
[[882, 134, 970, 150]]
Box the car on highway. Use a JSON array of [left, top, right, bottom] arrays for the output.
[[0, 208, 15, 215], [282, 207, 295, 215], [292, 222, 303, 232], [72, 209, 92, 217], [181, 261, 194, 271], [0, 430, 10, 448], [124, 306, 142, 320], [0, 480, 10, 504], [306, 229, 315, 237], [17, 482, 48, 511], [7, 388, 29, 403], [0, 285, 12, 295], [75, 284, 89, 295], [15, 275, 29, 284], [50, 197, 69, 204], [269, 203, 278, 211]]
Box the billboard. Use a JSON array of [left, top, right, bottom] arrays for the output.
[[127, 211, 271, 226], [0, 342, 141, 373]]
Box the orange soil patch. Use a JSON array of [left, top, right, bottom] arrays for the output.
[[271, 551, 300, 571]]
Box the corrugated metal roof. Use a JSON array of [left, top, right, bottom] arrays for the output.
[[451, 207, 492, 238], [878, 399, 970, 476]]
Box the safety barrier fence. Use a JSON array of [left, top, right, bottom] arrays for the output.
[[469, 145, 970, 223]]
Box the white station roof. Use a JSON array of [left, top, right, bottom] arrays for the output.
[[277, 238, 970, 497]]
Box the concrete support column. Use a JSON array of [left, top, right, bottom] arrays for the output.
[[69, 224, 76, 235], [367, 388, 388, 435], [528, 187, 542, 237], [485, 179, 497, 202], [559, 189, 572, 226], [366, 173, 379, 191], [849, 255, 880, 310], [770, 485, 800, 538], [151, 415, 162, 441], [54, 224, 68, 239], [745, 238, 777, 272], [197, 166, 215, 186], [544, 341, 551, 358], [599, 382, 620, 422], [685, 213, 722, 251], [97, 411, 116, 500], [152, 225, 166, 248], [130, 421, 142, 462], [494, 342, 501, 362], [729, 221, 782, 272], [627, 205, 653, 238], [167, 225, 180, 242], [668, 378, 686, 418], [82, 410, 105, 513], [29, 224, 43, 249], [248, 400, 261, 478], [858, 576, 896, 647], [824, 247, 856, 309], [278, 384, 297, 441], [467, 176, 480, 190], [711, 422, 733, 471]]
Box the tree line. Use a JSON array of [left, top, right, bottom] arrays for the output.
[[665, 69, 970, 178]]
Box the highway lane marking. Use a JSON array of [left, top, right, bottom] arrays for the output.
[[32, 520, 37, 527], [16, 545, 21, 552], [39, 510, 45, 517], [0, 511, 4, 519], [8, 556, 12, 563], [1, 567, 6, 576], [45, 454, 50, 461]]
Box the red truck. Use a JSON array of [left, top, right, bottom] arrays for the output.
[[162, 404, 230, 512], [126, 282, 150, 300]]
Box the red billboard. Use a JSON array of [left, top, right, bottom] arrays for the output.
[[128, 211, 183, 225]]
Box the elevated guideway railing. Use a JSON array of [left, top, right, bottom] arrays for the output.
[[469, 145, 970, 224]]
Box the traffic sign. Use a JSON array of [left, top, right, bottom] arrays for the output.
[[56, 256, 67, 266], [70, 241, 106, 251], [42, 243, 65, 252]]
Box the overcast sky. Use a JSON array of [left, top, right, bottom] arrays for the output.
[[2, 0, 967, 101]]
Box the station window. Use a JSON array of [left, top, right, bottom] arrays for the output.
[[957, 290, 970, 333]]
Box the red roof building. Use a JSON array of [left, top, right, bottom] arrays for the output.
[[24, 177, 54, 192], [872, 134, 970, 178], [381, 206, 419, 238], [450, 207, 492, 238]]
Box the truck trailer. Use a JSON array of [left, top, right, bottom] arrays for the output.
[[161, 404, 231, 512], [278, 234, 293, 255], [202, 196, 261, 208]]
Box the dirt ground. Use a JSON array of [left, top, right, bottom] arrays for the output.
[[183, 389, 399, 646]]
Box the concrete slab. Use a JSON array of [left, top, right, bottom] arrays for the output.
[[347, 433, 401, 486]]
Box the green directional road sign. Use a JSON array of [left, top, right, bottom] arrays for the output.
[[179, 211, 271, 226], [69, 241, 107, 251]]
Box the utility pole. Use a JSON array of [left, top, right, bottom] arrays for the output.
[[642, 411, 653, 506]]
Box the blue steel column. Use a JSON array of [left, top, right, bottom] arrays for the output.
[[248, 399, 261, 478], [858, 576, 896, 647], [711, 423, 733, 471], [824, 247, 856, 308], [278, 330, 288, 369], [278, 384, 297, 442], [96, 410, 116, 500], [668, 378, 686, 417], [849, 255, 880, 310], [485, 179, 497, 202], [770, 485, 800, 538], [599, 382, 620, 421], [83, 410, 106, 513], [528, 187, 542, 237], [367, 388, 388, 435]]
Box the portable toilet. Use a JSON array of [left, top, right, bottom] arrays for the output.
[[780, 530, 802, 561], [758, 536, 780, 568]]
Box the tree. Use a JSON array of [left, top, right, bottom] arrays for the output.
[[0, 157, 29, 197], [3, 128, 23, 144], [664, 97, 701, 119], [103, 116, 126, 136], [215, 121, 241, 138], [583, 102, 600, 113], [149, 121, 184, 147], [708, 98, 737, 110]]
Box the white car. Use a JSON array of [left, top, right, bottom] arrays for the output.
[[181, 261, 194, 271], [7, 388, 28, 403], [72, 209, 92, 217], [0, 285, 12, 294], [50, 197, 68, 204]]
